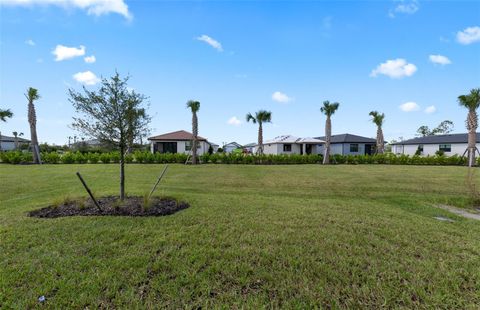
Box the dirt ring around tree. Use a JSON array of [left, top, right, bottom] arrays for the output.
[[28, 196, 190, 218]]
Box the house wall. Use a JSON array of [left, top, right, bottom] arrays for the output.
[[0, 141, 15, 151], [150, 140, 209, 155], [392, 143, 471, 156], [224, 144, 241, 153], [317, 143, 371, 155], [263, 143, 321, 155]]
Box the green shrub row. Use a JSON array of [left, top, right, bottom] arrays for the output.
[[0, 151, 471, 166]]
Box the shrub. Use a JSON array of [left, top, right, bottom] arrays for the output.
[[61, 152, 75, 164]]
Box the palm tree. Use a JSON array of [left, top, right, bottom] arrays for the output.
[[246, 110, 272, 155], [0, 108, 13, 122], [186, 100, 200, 164], [369, 111, 385, 154], [0, 108, 13, 151], [26, 87, 41, 164], [458, 88, 480, 167], [12, 131, 23, 150], [320, 101, 340, 164]]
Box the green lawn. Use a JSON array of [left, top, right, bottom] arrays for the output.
[[1, 164, 479, 308]]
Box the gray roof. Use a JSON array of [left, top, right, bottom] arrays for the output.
[[0, 135, 30, 143], [391, 133, 478, 145], [243, 142, 257, 147], [315, 133, 376, 144], [225, 142, 242, 148]]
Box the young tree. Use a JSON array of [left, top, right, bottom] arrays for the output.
[[186, 100, 200, 164], [458, 88, 480, 167], [246, 110, 272, 155], [12, 131, 24, 150], [26, 88, 41, 164], [416, 120, 454, 136], [369, 111, 385, 154], [69, 72, 151, 200], [320, 101, 340, 164]]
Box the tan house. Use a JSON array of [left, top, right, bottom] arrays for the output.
[[148, 130, 210, 155]]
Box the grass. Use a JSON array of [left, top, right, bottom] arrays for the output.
[[0, 164, 479, 308]]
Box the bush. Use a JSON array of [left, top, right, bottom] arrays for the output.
[[0, 150, 474, 166]]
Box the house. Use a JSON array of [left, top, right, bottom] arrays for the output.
[[390, 133, 479, 156], [208, 142, 220, 153], [223, 142, 243, 153], [148, 130, 210, 155], [315, 133, 376, 155], [242, 142, 257, 154], [0, 134, 30, 151], [263, 135, 324, 155]]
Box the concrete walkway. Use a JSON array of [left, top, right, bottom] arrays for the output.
[[436, 205, 480, 221]]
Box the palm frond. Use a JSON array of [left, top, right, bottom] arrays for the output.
[[0, 108, 13, 122], [186, 100, 200, 112]]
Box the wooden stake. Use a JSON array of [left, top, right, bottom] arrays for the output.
[[76, 172, 102, 211], [149, 165, 169, 199]]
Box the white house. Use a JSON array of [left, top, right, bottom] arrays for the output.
[[208, 142, 220, 153], [315, 133, 377, 155], [223, 142, 242, 153], [391, 133, 478, 156], [148, 130, 210, 155], [262, 135, 324, 155], [0, 134, 30, 151]]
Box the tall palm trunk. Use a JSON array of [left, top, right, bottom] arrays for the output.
[[28, 101, 41, 164], [467, 108, 478, 167], [257, 122, 263, 155], [376, 126, 384, 154], [323, 116, 331, 164], [14, 134, 18, 150], [192, 112, 198, 164]]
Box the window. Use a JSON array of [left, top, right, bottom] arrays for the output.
[[185, 141, 201, 151], [349, 144, 359, 152], [283, 144, 292, 152], [439, 144, 451, 152], [418, 145, 424, 152]]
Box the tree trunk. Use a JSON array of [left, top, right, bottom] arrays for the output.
[[14, 136, 18, 150], [28, 102, 41, 164], [192, 112, 198, 165], [257, 122, 263, 155], [467, 109, 478, 167], [376, 126, 384, 154], [120, 144, 125, 200], [323, 116, 331, 164]]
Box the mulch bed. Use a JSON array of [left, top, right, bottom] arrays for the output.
[[28, 196, 190, 218]]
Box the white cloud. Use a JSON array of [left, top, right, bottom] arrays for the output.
[[84, 55, 96, 63], [272, 91, 293, 103], [25, 39, 35, 46], [429, 54, 451, 65], [389, 0, 419, 18], [52, 44, 85, 61], [1, 0, 132, 20], [399, 101, 420, 112], [197, 35, 223, 52], [456, 26, 480, 45], [227, 116, 242, 126], [370, 58, 417, 79], [424, 105, 436, 114], [73, 71, 100, 85]]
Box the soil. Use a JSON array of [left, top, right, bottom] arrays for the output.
[[28, 196, 190, 218]]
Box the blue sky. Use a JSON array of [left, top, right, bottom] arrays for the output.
[[1, 0, 479, 146]]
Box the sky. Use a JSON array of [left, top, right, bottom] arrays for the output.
[[0, 0, 479, 146]]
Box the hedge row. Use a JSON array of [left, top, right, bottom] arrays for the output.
[[0, 150, 473, 166]]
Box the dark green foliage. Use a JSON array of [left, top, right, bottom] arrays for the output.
[[0, 151, 470, 166]]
